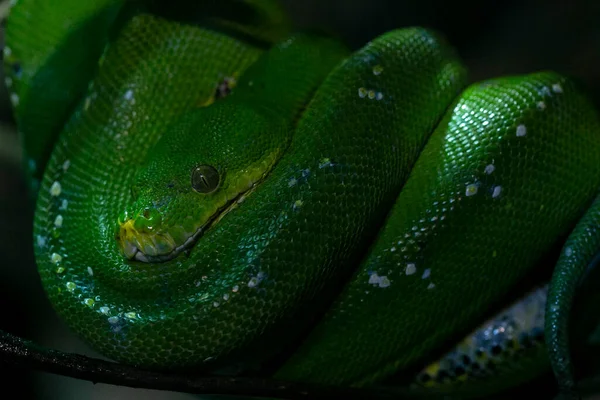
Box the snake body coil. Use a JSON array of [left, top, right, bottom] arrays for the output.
[[6, 0, 600, 397]]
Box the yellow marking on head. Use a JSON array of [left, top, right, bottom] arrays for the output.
[[118, 218, 153, 259], [119, 218, 139, 240]]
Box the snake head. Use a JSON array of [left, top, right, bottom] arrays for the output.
[[117, 163, 227, 263], [116, 102, 286, 263]]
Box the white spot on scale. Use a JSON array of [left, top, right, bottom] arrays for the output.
[[465, 184, 478, 196], [421, 268, 431, 279], [377, 276, 390, 288], [368, 272, 390, 288], [405, 263, 416, 275], [124, 89, 134, 101], [3, 47, 11, 57], [50, 181, 62, 196], [539, 86, 552, 97], [375, 92, 383, 101], [213, 301, 220, 308], [565, 247, 573, 257], [10, 93, 19, 106], [484, 164, 495, 174], [54, 214, 63, 228], [427, 282, 436, 289], [51, 253, 62, 264], [358, 87, 367, 98], [516, 124, 527, 137], [288, 177, 297, 187], [552, 83, 563, 93], [59, 199, 68, 210], [537, 101, 546, 110], [108, 316, 119, 324], [36, 235, 46, 248], [492, 186, 502, 198], [87, 267, 94, 276], [368, 273, 379, 284], [99, 306, 110, 315], [232, 285, 239, 292], [223, 293, 230, 301]]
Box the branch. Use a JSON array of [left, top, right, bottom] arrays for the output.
[[0, 329, 397, 399]]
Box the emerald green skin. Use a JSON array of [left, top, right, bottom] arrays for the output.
[[546, 195, 600, 397], [7, 1, 600, 398], [275, 71, 600, 387]]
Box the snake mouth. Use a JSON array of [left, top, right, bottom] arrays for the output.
[[119, 220, 209, 263], [118, 185, 258, 263]]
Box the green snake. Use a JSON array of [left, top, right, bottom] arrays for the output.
[[6, 0, 600, 398]]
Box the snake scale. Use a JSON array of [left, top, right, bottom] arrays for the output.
[[5, 0, 600, 398]]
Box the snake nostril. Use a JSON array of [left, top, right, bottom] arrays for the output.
[[136, 207, 162, 231]]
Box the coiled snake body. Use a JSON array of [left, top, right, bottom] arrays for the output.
[[6, 0, 600, 398]]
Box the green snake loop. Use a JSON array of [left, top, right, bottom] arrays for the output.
[[6, 1, 600, 398]]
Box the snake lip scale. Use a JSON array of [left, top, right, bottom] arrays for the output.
[[129, 226, 204, 263]]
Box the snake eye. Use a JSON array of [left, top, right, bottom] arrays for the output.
[[191, 165, 220, 193]]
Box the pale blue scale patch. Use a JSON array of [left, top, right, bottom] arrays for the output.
[[413, 285, 547, 388]]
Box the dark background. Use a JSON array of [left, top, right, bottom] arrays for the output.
[[0, 0, 598, 398]]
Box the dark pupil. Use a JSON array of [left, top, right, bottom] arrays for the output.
[[192, 165, 219, 193]]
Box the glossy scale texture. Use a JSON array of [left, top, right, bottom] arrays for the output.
[[7, 0, 600, 397], [32, 20, 468, 370], [276, 72, 600, 387]]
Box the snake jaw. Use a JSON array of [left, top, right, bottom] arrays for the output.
[[118, 216, 210, 263]]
